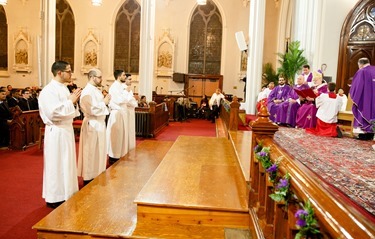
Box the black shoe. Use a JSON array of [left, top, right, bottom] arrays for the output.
[[336, 126, 343, 138], [357, 133, 374, 141], [109, 157, 119, 165], [83, 179, 93, 186], [46, 201, 64, 209]]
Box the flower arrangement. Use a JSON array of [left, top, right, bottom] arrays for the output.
[[294, 200, 321, 239], [269, 172, 291, 203], [254, 143, 282, 183]]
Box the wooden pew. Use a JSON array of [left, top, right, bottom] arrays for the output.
[[8, 107, 44, 150], [248, 106, 375, 239], [135, 101, 169, 137], [219, 96, 243, 133]]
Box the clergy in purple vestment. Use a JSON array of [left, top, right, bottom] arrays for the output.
[[349, 57, 375, 139], [276, 75, 310, 127], [295, 71, 328, 129], [302, 64, 313, 86], [267, 77, 292, 122]]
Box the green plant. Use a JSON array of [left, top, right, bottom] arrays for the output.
[[277, 41, 308, 85], [262, 63, 279, 86], [294, 200, 321, 239]]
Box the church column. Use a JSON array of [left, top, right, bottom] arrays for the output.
[[293, 0, 324, 69], [244, 0, 266, 114], [39, 0, 56, 87], [139, 0, 155, 101]]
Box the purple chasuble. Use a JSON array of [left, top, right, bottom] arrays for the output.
[[304, 72, 313, 83], [276, 83, 310, 127], [295, 83, 328, 129], [349, 65, 375, 133], [267, 85, 292, 122]]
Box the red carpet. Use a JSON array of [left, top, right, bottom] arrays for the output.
[[0, 118, 216, 239], [274, 127, 375, 219]]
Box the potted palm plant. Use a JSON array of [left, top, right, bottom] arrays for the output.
[[277, 41, 308, 85]]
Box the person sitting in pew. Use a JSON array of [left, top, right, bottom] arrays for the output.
[[306, 82, 343, 137], [138, 95, 149, 108]]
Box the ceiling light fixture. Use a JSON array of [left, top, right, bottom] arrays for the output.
[[197, 0, 206, 5], [91, 0, 102, 6], [0, 0, 8, 6]]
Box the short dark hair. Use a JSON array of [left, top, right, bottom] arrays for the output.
[[303, 64, 310, 69], [51, 61, 70, 76], [358, 58, 370, 65], [328, 82, 336, 92], [114, 70, 124, 79], [0, 87, 6, 93], [21, 89, 29, 95]]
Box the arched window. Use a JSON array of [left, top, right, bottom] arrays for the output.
[[189, 0, 222, 74], [114, 0, 141, 73], [0, 6, 7, 70], [56, 0, 75, 71]]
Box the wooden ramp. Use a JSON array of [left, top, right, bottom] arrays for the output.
[[133, 136, 250, 238], [33, 140, 174, 238]]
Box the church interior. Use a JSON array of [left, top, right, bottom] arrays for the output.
[[0, 0, 374, 238]]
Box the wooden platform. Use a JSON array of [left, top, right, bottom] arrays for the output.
[[33, 140, 174, 238], [134, 136, 250, 237], [33, 135, 252, 239]]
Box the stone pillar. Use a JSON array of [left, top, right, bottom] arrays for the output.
[[40, 0, 56, 87], [139, 0, 156, 102], [244, 0, 266, 114]]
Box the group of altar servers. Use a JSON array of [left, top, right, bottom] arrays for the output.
[[38, 61, 138, 208], [266, 59, 375, 140]]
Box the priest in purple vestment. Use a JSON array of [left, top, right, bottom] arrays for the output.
[[276, 75, 310, 127], [349, 57, 375, 140], [267, 77, 292, 122], [295, 71, 328, 129]]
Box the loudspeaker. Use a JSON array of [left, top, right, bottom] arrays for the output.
[[235, 31, 247, 51]]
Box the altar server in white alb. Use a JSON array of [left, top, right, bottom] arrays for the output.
[[106, 70, 133, 165], [38, 61, 82, 209], [78, 68, 110, 186], [124, 74, 139, 151]]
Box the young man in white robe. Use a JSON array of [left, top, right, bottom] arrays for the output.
[[106, 70, 133, 165], [38, 61, 82, 208], [78, 68, 110, 186], [124, 74, 139, 151]]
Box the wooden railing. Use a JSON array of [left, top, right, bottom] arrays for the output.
[[9, 107, 44, 150], [249, 106, 375, 239], [135, 102, 169, 137], [219, 96, 241, 132]]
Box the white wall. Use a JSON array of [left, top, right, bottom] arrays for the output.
[[319, 0, 358, 82]]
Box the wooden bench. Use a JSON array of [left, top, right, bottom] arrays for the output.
[[135, 101, 169, 137], [337, 94, 354, 137], [9, 108, 44, 150]]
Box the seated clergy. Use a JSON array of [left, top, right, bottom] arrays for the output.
[[267, 77, 292, 122], [295, 71, 328, 129], [306, 82, 343, 137], [275, 75, 309, 127]]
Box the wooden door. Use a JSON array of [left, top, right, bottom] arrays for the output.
[[336, 0, 375, 95]]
